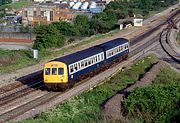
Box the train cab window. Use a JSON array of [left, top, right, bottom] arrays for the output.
[[45, 68, 50, 75], [58, 68, 64, 75], [52, 68, 57, 75]]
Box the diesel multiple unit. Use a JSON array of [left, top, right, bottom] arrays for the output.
[[44, 38, 129, 89]]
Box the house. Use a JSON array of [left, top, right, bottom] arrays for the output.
[[21, 3, 75, 26]]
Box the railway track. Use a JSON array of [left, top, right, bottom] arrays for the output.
[[0, 34, 166, 122], [0, 8, 179, 123], [159, 15, 180, 67]]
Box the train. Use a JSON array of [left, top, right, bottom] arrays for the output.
[[43, 38, 129, 90]]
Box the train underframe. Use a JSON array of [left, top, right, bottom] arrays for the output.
[[45, 54, 128, 91]]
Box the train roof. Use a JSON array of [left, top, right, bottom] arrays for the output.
[[53, 38, 129, 65], [54, 46, 103, 64], [98, 38, 128, 50]]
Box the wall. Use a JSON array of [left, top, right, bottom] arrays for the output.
[[0, 32, 36, 40]]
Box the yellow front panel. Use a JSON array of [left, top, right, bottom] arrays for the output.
[[43, 61, 68, 83]]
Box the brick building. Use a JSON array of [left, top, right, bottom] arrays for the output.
[[22, 3, 75, 26]]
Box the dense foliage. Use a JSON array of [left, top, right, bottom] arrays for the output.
[[33, 0, 178, 50], [33, 25, 65, 50], [124, 67, 180, 123], [124, 83, 180, 122], [0, 0, 12, 6]]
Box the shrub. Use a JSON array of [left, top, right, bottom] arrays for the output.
[[33, 24, 65, 50], [124, 84, 180, 122]]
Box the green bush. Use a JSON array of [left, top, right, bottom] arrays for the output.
[[124, 84, 180, 122], [33, 24, 65, 50]]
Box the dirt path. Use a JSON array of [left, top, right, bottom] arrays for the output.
[[101, 60, 170, 121]]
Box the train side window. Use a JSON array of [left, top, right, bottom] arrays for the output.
[[74, 64, 78, 71], [88, 59, 91, 65], [70, 65, 73, 73], [58, 68, 64, 75], [78, 62, 81, 70], [81, 61, 84, 68], [101, 54, 104, 60], [121, 46, 123, 50], [98, 55, 100, 61], [85, 60, 88, 66], [45, 68, 50, 75], [52, 68, 57, 75], [95, 56, 98, 62]]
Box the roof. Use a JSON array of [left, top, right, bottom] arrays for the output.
[[98, 38, 128, 51], [54, 38, 129, 65], [54, 46, 103, 64]]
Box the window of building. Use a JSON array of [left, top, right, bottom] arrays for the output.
[[52, 68, 57, 75], [40, 11, 44, 16], [58, 68, 64, 75], [33, 11, 37, 16], [45, 68, 50, 75], [25, 11, 27, 17], [50, 11, 53, 21]]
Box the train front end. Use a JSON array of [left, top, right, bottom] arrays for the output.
[[43, 61, 68, 90]]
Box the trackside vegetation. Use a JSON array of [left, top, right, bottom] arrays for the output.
[[0, 49, 38, 73], [19, 55, 158, 123], [123, 68, 180, 123], [33, 0, 178, 50]]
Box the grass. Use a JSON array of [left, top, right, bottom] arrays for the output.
[[18, 55, 157, 123], [3, 0, 32, 10], [153, 67, 180, 84], [0, 49, 39, 74]]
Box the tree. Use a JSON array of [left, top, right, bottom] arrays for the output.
[[74, 15, 89, 27], [52, 21, 77, 36], [91, 11, 117, 33], [33, 24, 65, 50]]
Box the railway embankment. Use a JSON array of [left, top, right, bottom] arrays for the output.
[[17, 55, 158, 123], [101, 60, 170, 121]]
